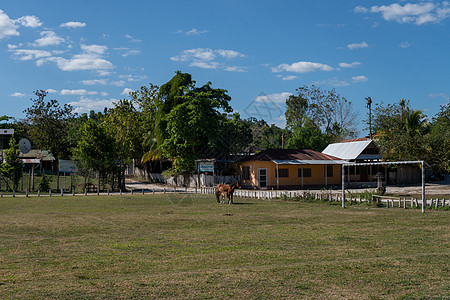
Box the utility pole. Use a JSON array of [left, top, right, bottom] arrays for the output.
[[366, 97, 372, 139]]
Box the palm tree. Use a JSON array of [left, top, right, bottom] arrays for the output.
[[402, 109, 429, 137]]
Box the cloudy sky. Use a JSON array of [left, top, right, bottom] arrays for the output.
[[1, 0, 449, 132]]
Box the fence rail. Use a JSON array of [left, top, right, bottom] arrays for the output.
[[1, 187, 448, 209]]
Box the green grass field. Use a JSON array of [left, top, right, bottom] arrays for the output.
[[0, 194, 448, 299]]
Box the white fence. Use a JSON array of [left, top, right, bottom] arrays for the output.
[[165, 174, 238, 187]]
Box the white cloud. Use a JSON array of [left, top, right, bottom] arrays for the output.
[[68, 96, 116, 114], [81, 79, 108, 85], [429, 92, 450, 100], [60, 21, 86, 28], [176, 28, 208, 36], [15, 15, 42, 28], [352, 75, 368, 82], [216, 49, 246, 59], [371, 3, 434, 23], [122, 49, 140, 57], [172, 48, 246, 72], [60, 89, 97, 96], [46, 89, 58, 93], [0, 9, 19, 39], [121, 88, 133, 96], [114, 47, 132, 55], [281, 75, 297, 81], [33, 30, 65, 47], [255, 92, 293, 103], [224, 66, 247, 72], [399, 41, 411, 48], [272, 61, 333, 73], [354, 6, 369, 13], [10, 92, 25, 97], [119, 74, 148, 82], [97, 70, 112, 76], [41, 44, 113, 71], [111, 80, 126, 87], [10, 49, 52, 60], [328, 78, 350, 87], [81, 44, 107, 55], [314, 78, 350, 87], [347, 42, 369, 50], [189, 61, 219, 69], [186, 28, 208, 35], [100, 92, 108, 96], [125, 34, 141, 43], [171, 48, 216, 62], [339, 62, 361, 68], [47, 55, 114, 71], [360, 2, 450, 25]]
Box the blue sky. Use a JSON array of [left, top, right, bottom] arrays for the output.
[[1, 0, 449, 134]]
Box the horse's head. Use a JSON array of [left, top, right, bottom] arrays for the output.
[[235, 181, 241, 189]]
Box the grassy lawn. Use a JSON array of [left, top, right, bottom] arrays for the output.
[[0, 194, 448, 299]]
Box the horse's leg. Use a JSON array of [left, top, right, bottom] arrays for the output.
[[216, 191, 220, 203]]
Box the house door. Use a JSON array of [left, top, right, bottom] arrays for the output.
[[258, 168, 267, 188], [361, 166, 368, 182]]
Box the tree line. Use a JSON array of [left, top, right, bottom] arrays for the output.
[[1, 71, 449, 190]]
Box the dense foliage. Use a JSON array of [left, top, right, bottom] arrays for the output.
[[372, 101, 449, 174], [0, 138, 23, 190], [1, 73, 448, 183]]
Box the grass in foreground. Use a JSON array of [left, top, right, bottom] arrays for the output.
[[0, 194, 449, 299]]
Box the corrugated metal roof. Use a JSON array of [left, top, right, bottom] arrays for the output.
[[322, 140, 373, 160], [272, 159, 349, 165], [239, 149, 341, 162]]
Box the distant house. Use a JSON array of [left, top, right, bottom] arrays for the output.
[[322, 138, 383, 183], [21, 150, 55, 174], [237, 149, 345, 189]]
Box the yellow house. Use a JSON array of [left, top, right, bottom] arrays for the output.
[[237, 149, 344, 189]]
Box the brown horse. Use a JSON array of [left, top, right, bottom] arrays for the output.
[[215, 181, 240, 204]]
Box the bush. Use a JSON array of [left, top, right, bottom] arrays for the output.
[[39, 174, 51, 192]]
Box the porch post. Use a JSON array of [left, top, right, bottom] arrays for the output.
[[301, 165, 304, 188], [342, 164, 345, 208], [421, 161, 426, 213], [276, 163, 279, 190], [325, 165, 327, 187]]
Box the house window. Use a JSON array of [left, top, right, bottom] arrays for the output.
[[298, 168, 312, 178], [242, 166, 250, 180], [275, 168, 289, 178], [326, 165, 333, 177]]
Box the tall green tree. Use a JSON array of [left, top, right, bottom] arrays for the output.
[[207, 113, 253, 159], [157, 73, 232, 172], [285, 85, 357, 142], [129, 83, 160, 164], [23, 90, 75, 166], [246, 118, 284, 152], [155, 71, 194, 146], [286, 117, 330, 151], [427, 103, 450, 173], [373, 100, 430, 162], [0, 138, 23, 191], [73, 120, 117, 190]]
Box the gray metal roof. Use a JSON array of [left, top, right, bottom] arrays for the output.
[[322, 140, 373, 160], [272, 159, 349, 165]]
